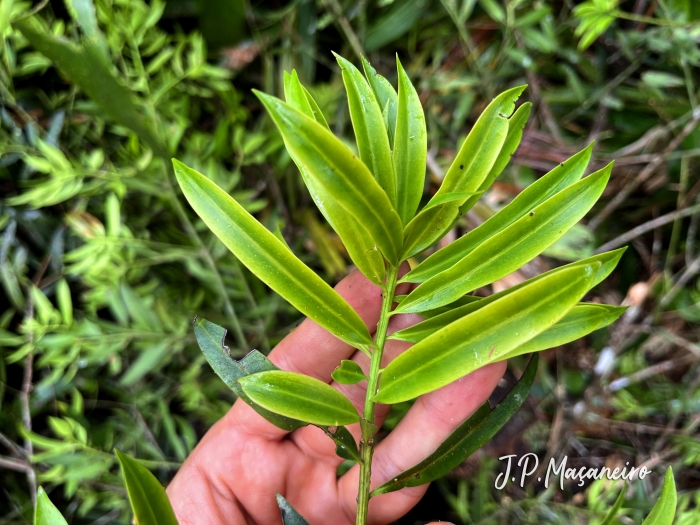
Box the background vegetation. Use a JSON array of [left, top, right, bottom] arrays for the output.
[[0, 0, 699, 523]]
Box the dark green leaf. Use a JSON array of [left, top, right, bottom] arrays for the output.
[[642, 467, 676, 525], [276, 493, 311, 525], [335, 53, 396, 206], [394, 56, 427, 226], [403, 143, 595, 284], [115, 449, 179, 525], [371, 354, 538, 496], [391, 248, 626, 343], [35, 487, 69, 525], [255, 91, 403, 263], [238, 370, 360, 426], [376, 263, 597, 403], [174, 161, 372, 347], [332, 360, 367, 385], [284, 71, 385, 285], [396, 162, 611, 314]]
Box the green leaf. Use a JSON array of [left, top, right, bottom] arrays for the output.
[[394, 56, 427, 226], [276, 494, 310, 525], [14, 16, 166, 156], [364, 0, 429, 51], [642, 467, 677, 525], [238, 370, 360, 426], [403, 142, 594, 284], [391, 248, 626, 343], [401, 194, 476, 259], [371, 354, 538, 496], [115, 449, 179, 525], [174, 160, 371, 347], [361, 56, 398, 147], [64, 0, 106, 52], [458, 101, 532, 215], [332, 360, 367, 385], [396, 161, 611, 314], [511, 304, 626, 356], [335, 53, 396, 207], [302, 86, 330, 130], [120, 340, 170, 386], [438, 85, 526, 198], [255, 90, 403, 264], [194, 318, 359, 460], [35, 487, 69, 525], [284, 71, 385, 285], [600, 482, 627, 525], [375, 263, 597, 404]]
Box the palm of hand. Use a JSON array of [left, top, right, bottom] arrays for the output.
[[167, 269, 505, 524]]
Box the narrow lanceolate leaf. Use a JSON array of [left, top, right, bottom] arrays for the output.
[[361, 56, 398, 147], [511, 304, 626, 356], [255, 91, 403, 264], [394, 56, 427, 226], [115, 450, 179, 525], [437, 85, 526, 195], [302, 86, 330, 130], [336, 53, 396, 206], [372, 354, 538, 496], [332, 360, 367, 385], [35, 487, 69, 525], [238, 371, 360, 426], [194, 317, 360, 461], [396, 162, 612, 314], [600, 482, 627, 525], [174, 161, 371, 346], [284, 72, 384, 285], [276, 494, 311, 525], [402, 85, 527, 253], [391, 248, 626, 343], [458, 102, 533, 216], [403, 142, 595, 284], [642, 467, 676, 525], [401, 192, 474, 259], [375, 264, 597, 404], [14, 17, 166, 157]]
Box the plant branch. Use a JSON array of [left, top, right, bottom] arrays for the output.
[[356, 264, 399, 525]]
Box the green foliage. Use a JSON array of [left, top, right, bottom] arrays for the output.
[[1, 0, 697, 522], [35, 488, 69, 525], [642, 467, 677, 525], [115, 449, 179, 525]]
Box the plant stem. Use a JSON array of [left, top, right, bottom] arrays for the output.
[[356, 264, 399, 525]]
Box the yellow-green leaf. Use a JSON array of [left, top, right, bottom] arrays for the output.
[[35, 487, 69, 525], [642, 466, 677, 525], [115, 449, 179, 525], [403, 142, 595, 284], [255, 90, 403, 264], [336, 53, 396, 206], [394, 56, 427, 226], [238, 370, 360, 426], [173, 160, 372, 347], [396, 161, 611, 314], [375, 263, 597, 404]]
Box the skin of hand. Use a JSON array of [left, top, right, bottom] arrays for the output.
[[166, 266, 507, 525]]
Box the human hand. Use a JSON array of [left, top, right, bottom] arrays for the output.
[[166, 267, 506, 525]]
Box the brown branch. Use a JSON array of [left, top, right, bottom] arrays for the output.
[[589, 110, 700, 230], [595, 202, 700, 253]]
